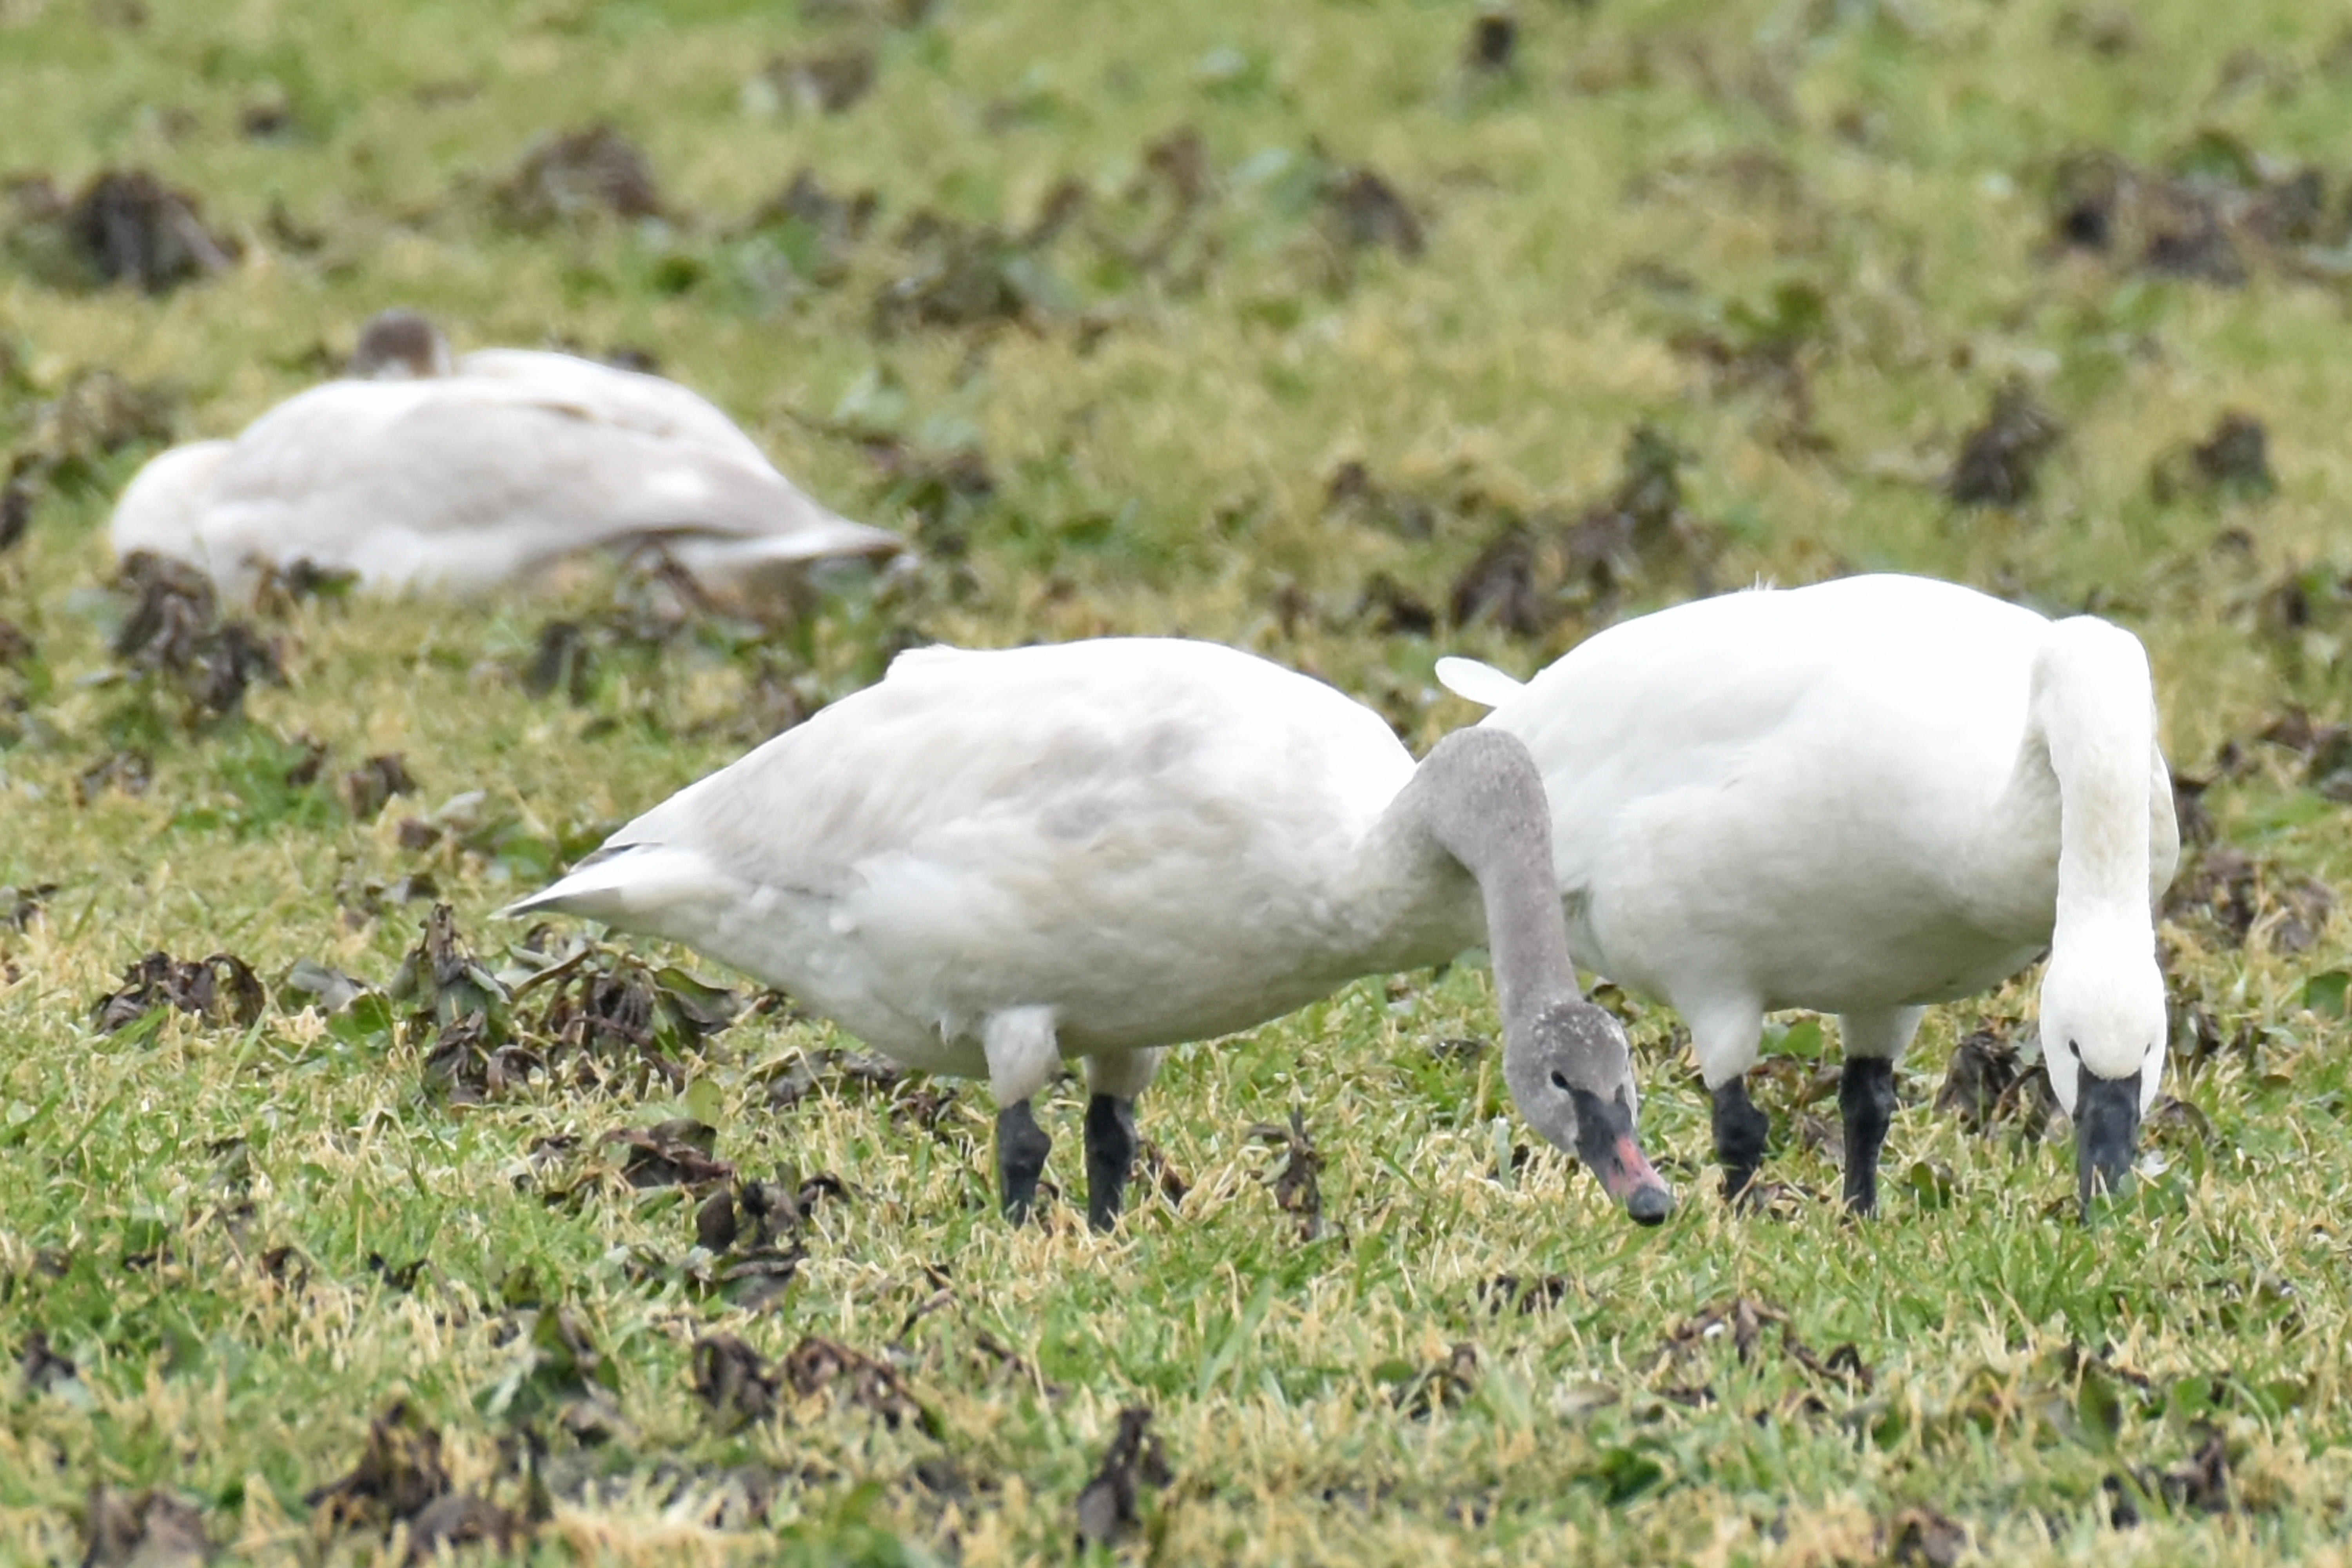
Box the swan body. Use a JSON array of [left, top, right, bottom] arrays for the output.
[[109, 310, 902, 604], [1436, 573, 2178, 1216], [509, 637, 1672, 1229]]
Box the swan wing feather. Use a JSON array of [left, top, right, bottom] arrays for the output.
[[1432, 656, 1528, 710]]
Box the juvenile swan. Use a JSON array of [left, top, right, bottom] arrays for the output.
[[110, 310, 901, 603], [506, 638, 1673, 1230], [1437, 574, 2178, 1218]]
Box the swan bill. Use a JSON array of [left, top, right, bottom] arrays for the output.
[[1572, 1089, 1675, 1225], [2074, 1067, 2143, 1220]]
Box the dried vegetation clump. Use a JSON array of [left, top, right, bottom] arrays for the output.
[[5, 168, 235, 293], [392, 905, 741, 1103], [107, 552, 284, 729]]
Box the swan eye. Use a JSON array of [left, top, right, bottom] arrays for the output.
[[2068, 1039, 2083, 1062], [1549, 1069, 1570, 1091]]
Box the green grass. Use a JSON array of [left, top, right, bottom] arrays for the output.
[[5, 0, 2352, 1561]]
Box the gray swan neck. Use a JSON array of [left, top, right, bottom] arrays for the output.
[[1372, 727, 1583, 1035]]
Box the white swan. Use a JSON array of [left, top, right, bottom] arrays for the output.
[[1435, 573, 2179, 1218], [505, 637, 1673, 1230], [109, 310, 902, 604]]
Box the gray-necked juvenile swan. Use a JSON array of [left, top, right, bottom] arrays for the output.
[[109, 309, 902, 604], [506, 637, 1673, 1230], [1437, 573, 2178, 1219]]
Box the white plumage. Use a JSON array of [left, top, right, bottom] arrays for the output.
[[510, 637, 1672, 1229], [1437, 573, 2179, 1216], [108, 311, 901, 603]]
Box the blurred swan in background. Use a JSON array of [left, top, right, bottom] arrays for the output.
[[109, 309, 902, 604]]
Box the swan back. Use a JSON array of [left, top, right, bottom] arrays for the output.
[[1480, 578, 2048, 909], [515, 638, 1423, 1057], [453, 349, 775, 469]]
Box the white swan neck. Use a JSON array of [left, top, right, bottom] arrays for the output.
[[2034, 617, 2156, 940]]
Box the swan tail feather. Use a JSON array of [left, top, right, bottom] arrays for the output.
[[1433, 655, 1528, 711], [500, 842, 715, 924]]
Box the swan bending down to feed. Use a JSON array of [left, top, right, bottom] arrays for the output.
[[507, 637, 1673, 1230], [109, 309, 901, 604], [1438, 574, 2178, 1219]]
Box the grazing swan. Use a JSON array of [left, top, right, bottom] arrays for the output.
[[506, 637, 1674, 1230], [1436, 574, 2178, 1218], [109, 310, 901, 604]]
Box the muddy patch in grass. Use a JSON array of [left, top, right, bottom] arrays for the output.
[[1449, 425, 1725, 635], [2163, 844, 2334, 953], [495, 123, 664, 228], [691, 1332, 935, 1432], [1945, 378, 2062, 507], [105, 553, 284, 731], [753, 44, 879, 116], [2151, 411, 2276, 503], [1074, 1406, 1171, 1550], [83, 1486, 212, 1568], [1933, 1028, 2063, 1138], [308, 1399, 530, 1559], [872, 209, 1066, 334], [14, 367, 176, 493], [397, 909, 741, 1102]]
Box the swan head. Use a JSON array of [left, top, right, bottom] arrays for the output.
[[350, 309, 454, 380], [1504, 998, 1673, 1225], [2038, 933, 2167, 1219]]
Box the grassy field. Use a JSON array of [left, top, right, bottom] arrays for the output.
[[4, 0, 2352, 1561]]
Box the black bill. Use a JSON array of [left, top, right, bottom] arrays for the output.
[[2074, 1067, 2143, 1220]]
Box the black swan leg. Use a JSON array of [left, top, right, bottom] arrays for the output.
[[1711, 1075, 1771, 1205], [997, 1100, 1053, 1223], [1839, 1056, 1898, 1216], [1083, 1093, 1139, 1232]]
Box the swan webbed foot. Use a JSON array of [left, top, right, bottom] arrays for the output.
[[1838, 1055, 1898, 1215], [1711, 1076, 1771, 1205], [1083, 1093, 1139, 1232], [997, 1100, 1053, 1223]]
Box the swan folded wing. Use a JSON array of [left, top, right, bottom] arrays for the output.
[[608, 641, 1413, 1047], [454, 348, 776, 468], [1486, 584, 2044, 913], [650, 652, 1325, 899]]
